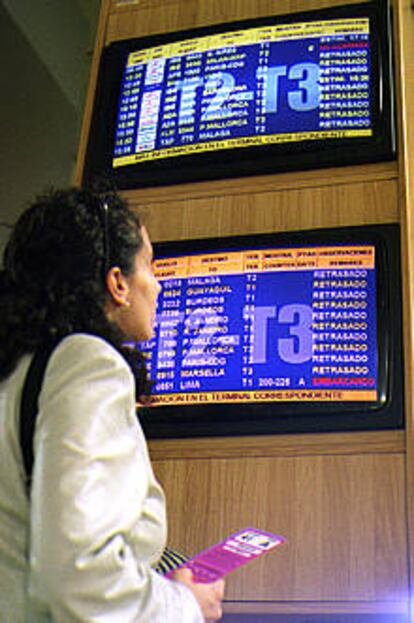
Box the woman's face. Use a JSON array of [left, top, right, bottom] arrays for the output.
[[110, 226, 161, 342]]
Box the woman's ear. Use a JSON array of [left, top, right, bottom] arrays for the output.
[[106, 266, 130, 307]]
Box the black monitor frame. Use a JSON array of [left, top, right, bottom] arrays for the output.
[[138, 223, 404, 440], [83, 0, 396, 190]]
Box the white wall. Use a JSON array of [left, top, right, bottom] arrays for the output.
[[0, 1, 100, 229]]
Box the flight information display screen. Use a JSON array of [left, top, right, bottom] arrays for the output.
[[138, 243, 378, 407], [113, 16, 373, 167]]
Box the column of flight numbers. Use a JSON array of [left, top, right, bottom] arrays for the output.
[[159, 57, 182, 147], [153, 280, 183, 392], [115, 64, 144, 157], [242, 268, 258, 388], [180, 53, 202, 143]]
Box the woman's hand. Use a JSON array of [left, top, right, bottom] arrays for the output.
[[172, 567, 225, 621]]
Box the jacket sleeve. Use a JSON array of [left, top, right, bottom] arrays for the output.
[[28, 334, 203, 623]]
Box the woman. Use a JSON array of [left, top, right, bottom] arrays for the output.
[[0, 188, 224, 621]]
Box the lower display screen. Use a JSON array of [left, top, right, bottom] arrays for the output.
[[138, 242, 378, 407]]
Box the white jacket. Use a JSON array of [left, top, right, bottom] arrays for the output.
[[0, 334, 202, 622]]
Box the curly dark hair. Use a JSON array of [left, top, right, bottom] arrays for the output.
[[0, 187, 151, 397]]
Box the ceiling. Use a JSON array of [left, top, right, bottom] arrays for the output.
[[0, 0, 101, 252]]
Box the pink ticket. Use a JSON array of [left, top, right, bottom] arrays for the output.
[[166, 528, 286, 583]]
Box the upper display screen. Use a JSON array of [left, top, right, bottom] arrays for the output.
[[83, 1, 395, 188], [114, 18, 373, 167]]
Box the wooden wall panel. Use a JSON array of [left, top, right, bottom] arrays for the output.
[[129, 171, 398, 242], [153, 452, 408, 602], [107, 0, 369, 43], [148, 430, 405, 461]]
